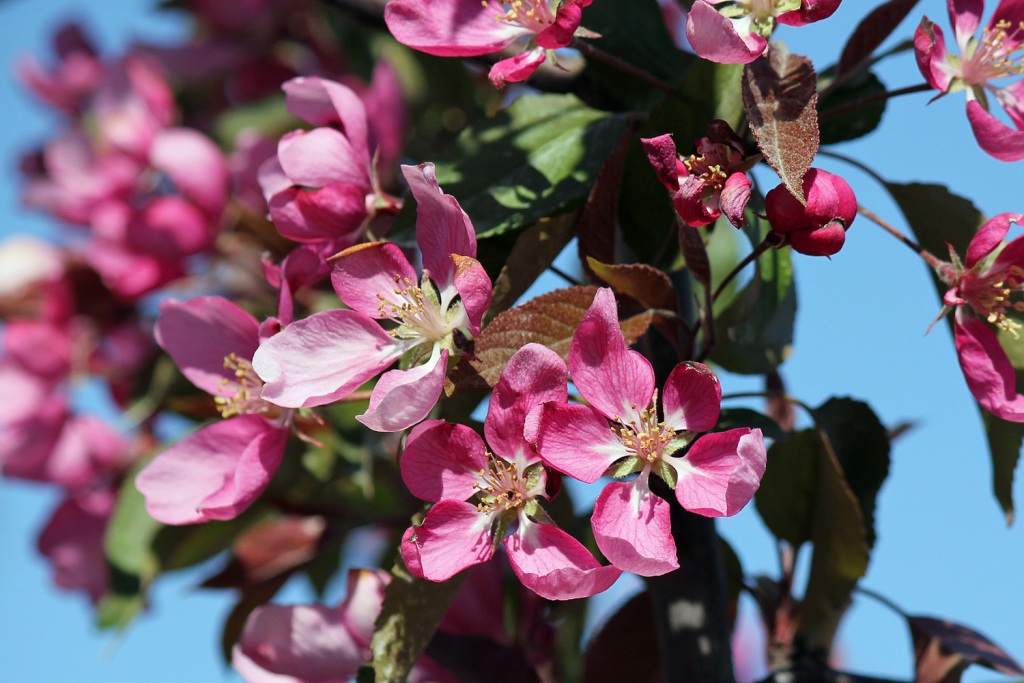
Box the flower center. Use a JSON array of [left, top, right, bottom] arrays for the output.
[[683, 140, 741, 191], [962, 19, 1024, 85], [964, 265, 1024, 337], [490, 0, 556, 33], [473, 454, 529, 515], [214, 353, 275, 418], [612, 394, 677, 465], [375, 273, 450, 343]]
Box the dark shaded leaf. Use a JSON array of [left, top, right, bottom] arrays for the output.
[[755, 430, 821, 548], [742, 44, 819, 203], [836, 0, 921, 78], [425, 632, 540, 683], [679, 225, 712, 289], [817, 67, 887, 144], [716, 407, 787, 442], [910, 615, 1024, 683], [578, 121, 634, 282], [581, 590, 661, 683]]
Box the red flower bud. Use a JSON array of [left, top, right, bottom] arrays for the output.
[[765, 169, 856, 257]]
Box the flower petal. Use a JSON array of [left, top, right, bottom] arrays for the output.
[[592, 474, 679, 577], [641, 134, 681, 192], [149, 127, 229, 217], [384, 0, 530, 57], [661, 361, 722, 433], [401, 499, 495, 582], [136, 415, 287, 525], [403, 163, 477, 288], [570, 288, 655, 421], [489, 49, 547, 88], [155, 296, 261, 396], [452, 255, 492, 336], [330, 241, 419, 318], [532, 402, 627, 482], [913, 17, 954, 92], [966, 212, 1019, 268], [720, 171, 752, 228], [357, 348, 449, 432], [282, 77, 370, 163], [253, 308, 403, 408], [954, 313, 1024, 421], [685, 2, 766, 64], [966, 99, 1024, 162], [505, 517, 621, 600], [267, 182, 369, 246], [672, 428, 766, 517], [401, 419, 487, 503], [277, 127, 368, 188]]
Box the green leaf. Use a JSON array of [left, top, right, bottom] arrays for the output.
[[755, 430, 820, 547], [709, 215, 797, 374], [716, 407, 787, 442], [371, 561, 466, 683], [394, 94, 629, 246], [886, 182, 1022, 521]]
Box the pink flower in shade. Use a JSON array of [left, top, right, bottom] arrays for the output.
[[531, 288, 767, 577], [685, 0, 842, 64], [915, 0, 1024, 161], [16, 23, 103, 116], [384, 0, 594, 88], [136, 297, 291, 524], [934, 212, 1024, 421], [400, 343, 622, 599], [36, 489, 115, 604], [642, 121, 752, 228], [258, 76, 401, 258], [765, 168, 856, 257], [232, 568, 389, 683], [253, 162, 493, 433]]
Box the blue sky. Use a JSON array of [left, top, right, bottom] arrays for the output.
[[1, 1, 1022, 681]]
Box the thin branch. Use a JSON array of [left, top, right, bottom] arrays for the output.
[[711, 232, 779, 303], [818, 82, 933, 120], [857, 204, 944, 269], [571, 38, 676, 93]]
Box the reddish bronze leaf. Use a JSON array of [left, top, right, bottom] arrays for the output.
[[837, 0, 920, 78], [449, 286, 653, 393], [577, 121, 634, 282], [678, 224, 712, 289], [581, 589, 661, 683], [742, 44, 819, 204], [204, 516, 326, 588], [586, 257, 678, 312], [909, 616, 1024, 683]]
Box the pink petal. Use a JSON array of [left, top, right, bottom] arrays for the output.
[[661, 361, 723, 433], [532, 402, 628, 482], [954, 314, 1024, 421], [253, 308, 404, 408], [384, 0, 530, 57], [356, 348, 449, 432], [401, 419, 488, 502], [277, 127, 369, 189], [536, 0, 585, 49], [233, 603, 364, 682], [685, 2, 766, 64], [136, 415, 288, 525], [994, 79, 1024, 130], [505, 517, 621, 600], [338, 569, 390, 649], [592, 475, 679, 576], [720, 171, 751, 228], [641, 134, 682, 192], [149, 127, 230, 217], [155, 296, 261, 397], [453, 255, 492, 336], [570, 288, 655, 421], [966, 99, 1024, 161], [913, 18, 954, 92], [258, 156, 293, 200], [486, 344, 568, 463], [401, 499, 495, 581], [776, 0, 842, 26], [675, 177, 718, 226], [672, 428, 767, 517], [966, 212, 1018, 268], [37, 493, 112, 604], [403, 163, 477, 288], [951, 0, 984, 45], [282, 77, 370, 163], [489, 49, 548, 88], [331, 241, 420, 319], [267, 182, 369, 245]]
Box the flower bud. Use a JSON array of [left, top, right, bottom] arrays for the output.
[[765, 169, 856, 257]]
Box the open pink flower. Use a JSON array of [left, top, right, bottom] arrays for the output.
[[384, 0, 594, 87], [232, 568, 389, 683], [531, 288, 767, 576], [253, 162, 492, 433], [935, 212, 1024, 421], [258, 76, 401, 257], [915, 0, 1024, 161], [686, 0, 842, 64], [136, 296, 290, 524], [643, 121, 752, 228], [400, 343, 621, 599]]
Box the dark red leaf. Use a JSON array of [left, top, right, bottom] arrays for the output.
[[837, 0, 921, 78]]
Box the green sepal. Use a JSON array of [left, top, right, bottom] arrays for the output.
[[604, 456, 644, 479]]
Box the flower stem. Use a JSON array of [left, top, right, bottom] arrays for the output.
[[570, 38, 675, 93], [818, 82, 933, 120], [711, 232, 777, 303], [856, 204, 944, 269]]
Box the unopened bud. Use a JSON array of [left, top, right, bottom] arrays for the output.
[[765, 169, 856, 257]]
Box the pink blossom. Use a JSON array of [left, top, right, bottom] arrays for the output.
[[384, 0, 594, 88], [258, 76, 401, 258], [915, 0, 1024, 160], [765, 168, 856, 257], [935, 213, 1024, 421], [16, 22, 103, 115], [136, 297, 291, 524], [686, 0, 842, 64], [642, 121, 752, 228], [232, 569, 389, 682], [253, 162, 492, 433], [36, 489, 115, 604], [400, 343, 621, 599], [531, 288, 767, 576]]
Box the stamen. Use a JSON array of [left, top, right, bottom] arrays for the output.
[[473, 453, 528, 515], [214, 353, 271, 418]]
